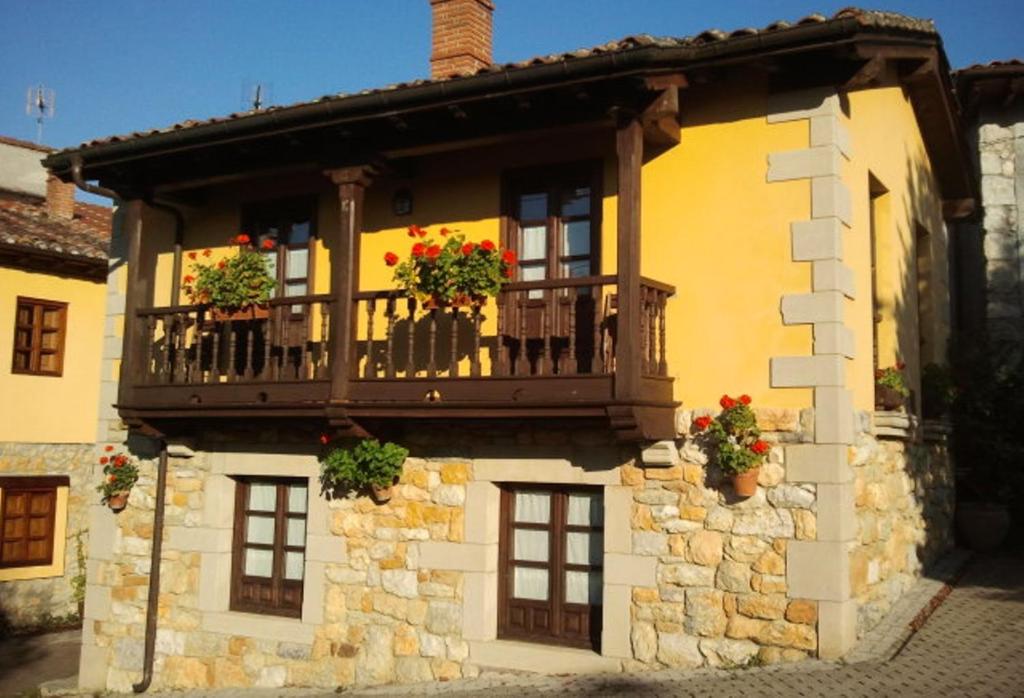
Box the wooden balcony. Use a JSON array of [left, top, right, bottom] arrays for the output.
[[117, 276, 678, 440]]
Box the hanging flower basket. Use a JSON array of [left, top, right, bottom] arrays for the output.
[[106, 492, 130, 512], [96, 446, 140, 512], [182, 234, 276, 316], [693, 394, 771, 499]]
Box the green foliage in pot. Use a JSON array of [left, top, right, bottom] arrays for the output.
[[319, 438, 409, 492], [875, 362, 910, 396], [95, 446, 140, 504], [693, 394, 771, 475], [182, 234, 276, 312]]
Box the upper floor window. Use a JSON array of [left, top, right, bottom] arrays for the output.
[[242, 198, 316, 302], [11, 297, 67, 377]]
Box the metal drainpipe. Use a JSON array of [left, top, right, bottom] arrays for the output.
[[132, 441, 169, 693], [70, 156, 119, 201]]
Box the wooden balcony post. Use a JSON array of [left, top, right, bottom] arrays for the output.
[[615, 115, 643, 401], [325, 165, 376, 403], [118, 200, 150, 407]]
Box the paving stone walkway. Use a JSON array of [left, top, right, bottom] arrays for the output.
[[344, 551, 1024, 698]]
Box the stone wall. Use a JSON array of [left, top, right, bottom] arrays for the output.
[[81, 409, 833, 691], [0, 441, 93, 629], [850, 414, 955, 637]]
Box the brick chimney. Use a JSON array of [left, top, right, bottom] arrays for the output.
[[430, 0, 494, 79], [46, 174, 76, 221]]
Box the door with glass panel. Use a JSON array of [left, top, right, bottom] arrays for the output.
[[230, 478, 308, 617], [498, 486, 604, 649]]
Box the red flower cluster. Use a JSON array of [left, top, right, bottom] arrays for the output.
[[480, 240, 495, 252], [183, 274, 195, 284], [261, 238, 276, 251], [99, 456, 109, 465], [203, 248, 212, 257], [440, 227, 451, 236], [319, 433, 331, 445], [408, 225, 427, 238], [720, 394, 752, 409], [412, 242, 426, 257], [694, 415, 713, 431], [502, 250, 516, 265], [188, 251, 197, 260], [751, 440, 770, 455], [461, 242, 475, 256], [384, 252, 399, 266], [426, 245, 442, 259], [233, 233, 251, 245]]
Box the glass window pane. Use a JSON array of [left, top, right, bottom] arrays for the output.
[[13, 350, 30, 370], [566, 531, 603, 566], [514, 491, 550, 523], [518, 192, 547, 221], [289, 221, 311, 245], [567, 493, 604, 526], [285, 551, 305, 580], [263, 252, 278, 282], [246, 516, 274, 545], [513, 528, 549, 562], [521, 225, 547, 261], [561, 187, 590, 217], [288, 484, 308, 513], [244, 548, 273, 577], [565, 570, 603, 605], [39, 354, 57, 372], [285, 281, 308, 297], [286, 247, 309, 278], [562, 220, 590, 257], [41, 308, 61, 329], [16, 306, 32, 325], [15, 329, 31, 349], [563, 260, 591, 279], [40, 331, 59, 350], [248, 483, 276, 511], [287, 518, 306, 547], [513, 566, 548, 601]]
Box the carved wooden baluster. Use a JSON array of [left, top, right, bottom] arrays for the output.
[[227, 319, 237, 382], [658, 291, 668, 377], [385, 297, 396, 379], [243, 319, 256, 380], [174, 314, 188, 383], [161, 314, 173, 381], [143, 315, 155, 384], [365, 298, 376, 378], [539, 297, 551, 376], [567, 287, 578, 376], [649, 290, 658, 373], [449, 306, 459, 377], [427, 307, 438, 378], [639, 287, 649, 376], [471, 306, 482, 377], [189, 310, 201, 384], [210, 322, 221, 383], [271, 305, 282, 381], [593, 293, 604, 374], [517, 295, 529, 375], [496, 294, 508, 376], [405, 297, 417, 377], [319, 302, 331, 379], [262, 310, 272, 380]]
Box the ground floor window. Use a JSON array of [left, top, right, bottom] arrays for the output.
[[230, 478, 308, 617], [0, 476, 62, 568], [498, 485, 604, 649]]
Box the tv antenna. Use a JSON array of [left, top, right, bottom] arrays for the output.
[[25, 85, 56, 144], [242, 81, 272, 111]]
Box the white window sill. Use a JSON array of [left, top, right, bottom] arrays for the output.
[[468, 638, 622, 674], [201, 610, 314, 645]]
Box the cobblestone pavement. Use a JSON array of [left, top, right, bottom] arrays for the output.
[[344, 552, 1024, 698]]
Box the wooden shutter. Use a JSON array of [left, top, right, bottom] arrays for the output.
[[0, 481, 58, 568]]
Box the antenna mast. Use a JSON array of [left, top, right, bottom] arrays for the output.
[[25, 85, 56, 144]]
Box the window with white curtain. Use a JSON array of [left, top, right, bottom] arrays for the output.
[[499, 486, 604, 649]]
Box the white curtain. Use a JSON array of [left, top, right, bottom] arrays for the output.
[[246, 516, 275, 545], [514, 529, 549, 562], [288, 484, 308, 513], [513, 566, 548, 601], [567, 492, 603, 527], [244, 548, 273, 577], [285, 551, 305, 581], [286, 518, 306, 547], [248, 483, 276, 511], [515, 491, 550, 524], [566, 531, 603, 566], [565, 570, 602, 605]]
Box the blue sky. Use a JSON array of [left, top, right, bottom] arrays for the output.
[[0, 0, 1021, 151]]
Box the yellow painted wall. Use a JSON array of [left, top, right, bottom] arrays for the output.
[[0, 267, 105, 443], [845, 75, 948, 412]]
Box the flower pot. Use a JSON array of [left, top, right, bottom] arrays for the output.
[[107, 491, 130, 512], [956, 501, 1010, 552], [371, 484, 393, 504], [875, 385, 906, 411], [731, 468, 760, 497], [212, 305, 270, 322]]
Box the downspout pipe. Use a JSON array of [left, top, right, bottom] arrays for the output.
[[132, 441, 168, 693], [70, 155, 119, 201]]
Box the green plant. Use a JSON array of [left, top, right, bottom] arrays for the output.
[[71, 529, 87, 611], [319, 437, 409, 491], [182, 234, 276, 312], [694, 394, 770, 475], [875, 362, 910, 396], [922, 362, 957, 418], [95, 446, 140, 503], [386, 225, 515, 307]]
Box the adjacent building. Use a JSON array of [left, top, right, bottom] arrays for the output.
[[44, 4, 968, 691]]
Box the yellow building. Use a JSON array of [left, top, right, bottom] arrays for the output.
[[45, 5, 972, 692], [0, 135, 110, 629]]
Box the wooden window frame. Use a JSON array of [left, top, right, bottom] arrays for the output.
[[502, 162, 603, 287], [11, 297, 68, 377], [0, 476, 66, 569], [230, 478, 308, 618], [241, 196, 318, 306], [497, 484, 604, 651]]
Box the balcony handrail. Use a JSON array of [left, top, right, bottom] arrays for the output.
[[354, 275, 625, 301], [136, 293, 335, 317], [639, 276, 676, 295]]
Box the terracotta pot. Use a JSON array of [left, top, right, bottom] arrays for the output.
[[421, 296, 444, 310], [212, 305, 270, 322], [370, 484, 393, 504], [875, 385, 907, 411], [731, 468, 760, 497], [956, 501, 1011, 552], [107, 491, 130, 512]]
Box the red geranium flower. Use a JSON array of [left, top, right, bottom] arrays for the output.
[[99, 456, 109, 465], [461, 243, 475, 256], [218, 260, 227, 269], [319, 434, 330, 445], [502, 250, 516, 265], [895, 361, 906, 370], [105, 445, 114, 452], [440, 227, 451, 236], [480, 240, 495, 252], [503, 268, 514, 278], [751, 440, 769, 455], [235, 233, 251, 245], [694, 415, 712, 431], [261, 238, 275, 250], [202, 248, 212, 257], [412, 243, 426, 257], [739, 394, 752, 405], [114, 455, 125, 466], [425, 244, 442, 259], [187, 251, 197, 260], [384, 251, 399, 266], [183, 275, 195, 284], [720, 395, 737, 409]]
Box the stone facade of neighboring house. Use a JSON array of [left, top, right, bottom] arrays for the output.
[[53, 4, 969, 692], [0, 135, 111, 631]]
